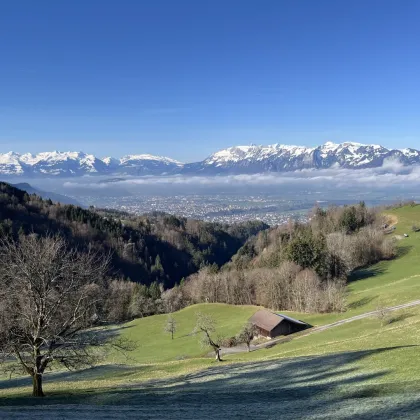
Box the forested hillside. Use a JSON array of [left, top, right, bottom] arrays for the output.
[[183, 203, 397, 313], [0, 182, 267, 290], [0, 181, 399, 321]]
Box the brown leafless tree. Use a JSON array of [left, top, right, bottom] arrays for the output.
[[164, 315, 177, 339], [236, 322, 257, 352], [193, 312, 222, 361], [0, 234, 129, 397], [376, 300, 391, 327]]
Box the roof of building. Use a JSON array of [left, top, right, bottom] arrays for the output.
[[249, 309, 307, 332]]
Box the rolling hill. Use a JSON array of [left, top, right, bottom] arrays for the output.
[[2, 204, 420, 418]]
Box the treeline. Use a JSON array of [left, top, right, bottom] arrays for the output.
[[0, 182, 267, 291], [0, 182, 400, 320], [101, 203, 398, 321], [180, 203, 397, 314]]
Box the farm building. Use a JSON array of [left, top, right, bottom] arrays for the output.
[[249, 309, 309, 338]]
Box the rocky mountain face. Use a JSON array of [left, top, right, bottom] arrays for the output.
[[180, 142, 420, 175], [1, 142, 419, 177], [0, 151, 182, 177]]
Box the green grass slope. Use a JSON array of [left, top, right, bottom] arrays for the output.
[[3, 205, 420, 417], [107, 205, 420, 367], [109, 303, 259, 364]]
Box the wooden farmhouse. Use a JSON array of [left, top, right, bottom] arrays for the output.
[[249, 309, 308, 339]]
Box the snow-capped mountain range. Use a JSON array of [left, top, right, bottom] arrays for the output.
[[1, 142, 420, 177], [0, 151, 182, 177], [180, 142, 420, 175]]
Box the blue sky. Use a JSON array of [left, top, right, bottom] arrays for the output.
[[1, 0, 420, 161]]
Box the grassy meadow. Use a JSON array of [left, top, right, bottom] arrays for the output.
[[2, 205, 420, 417]]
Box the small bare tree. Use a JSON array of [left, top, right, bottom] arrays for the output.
[[0, 234, 132, 397], [236, 322, 257, 352], [193, 312, 222, 361], [376, 300, 391, 327], [164, 315, 177, 340]]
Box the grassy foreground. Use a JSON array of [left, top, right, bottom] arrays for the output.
[[2, 205, 420, 418]]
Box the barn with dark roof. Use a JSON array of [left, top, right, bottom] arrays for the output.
[[249, 309, 309, 338]]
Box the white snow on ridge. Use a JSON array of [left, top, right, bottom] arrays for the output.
[[0, 150, 182, 177], [102, 157, 119, 166], [207, 143, 316, 164], [202, 141, 420, 171], [20, 151, 88, 164], [0, 151, 22, 164], [120, 154, 183, 165], [1, 141, 420, 176], [0, 152, 24, 174], [400, 148, 420, 157]]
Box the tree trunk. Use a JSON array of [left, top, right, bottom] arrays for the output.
[[214, 348, 222, 361], [32, 373, 45, 397]]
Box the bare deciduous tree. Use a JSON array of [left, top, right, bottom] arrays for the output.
[[236, 322, 257, 352], [0, 234, 128, 397], [193, 312, 222, 361], [376, 300, 391, 327], [164, 315, 177, 339]]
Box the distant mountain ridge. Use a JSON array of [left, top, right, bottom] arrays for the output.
[[1, 142, 419, 177], [0, 151, 182, 177], [11, 183, 83, 206], [180, 142, 420, 175]]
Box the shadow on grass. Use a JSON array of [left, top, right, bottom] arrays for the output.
[[0, 323, 138, 393], [176, 332, 195, 339], [347, 296, 379, 310], [388, 312, 415, 324], [348, 245, 413, 285], [348, 266, 386, 283], [396, 245, 413, 259], [1, 345, 419, 419], [0, 364, 157, 391]]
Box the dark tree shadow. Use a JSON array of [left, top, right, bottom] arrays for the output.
[[388, 312, 415, 324], [349, 266, 386, 283], [347, 296, 379, 310], [348, 245, 412, 284], [1, 345, 420, 420], [396, 245, 413, 259]]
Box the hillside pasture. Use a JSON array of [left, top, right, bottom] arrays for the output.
[[2, 345, 420, 418], [2, 205, 420, 417]]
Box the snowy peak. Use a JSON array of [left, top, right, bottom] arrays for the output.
[[120, 154, 183, 165], [205, 144, 314, 166], [181, 141, 420, 174], [1, 142, 420, 177], [0, 152, 25, 175], [102, 156, 119, 167], [0, 151, 182, 177], [15, 151, 107, 175], [118, 154, 182, 175]]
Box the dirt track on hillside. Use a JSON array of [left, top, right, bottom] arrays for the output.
[[221, 299, 420, 355]]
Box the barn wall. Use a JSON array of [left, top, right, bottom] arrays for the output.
[[270, 321, 306, 338], [256, 326, 270, 338]]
